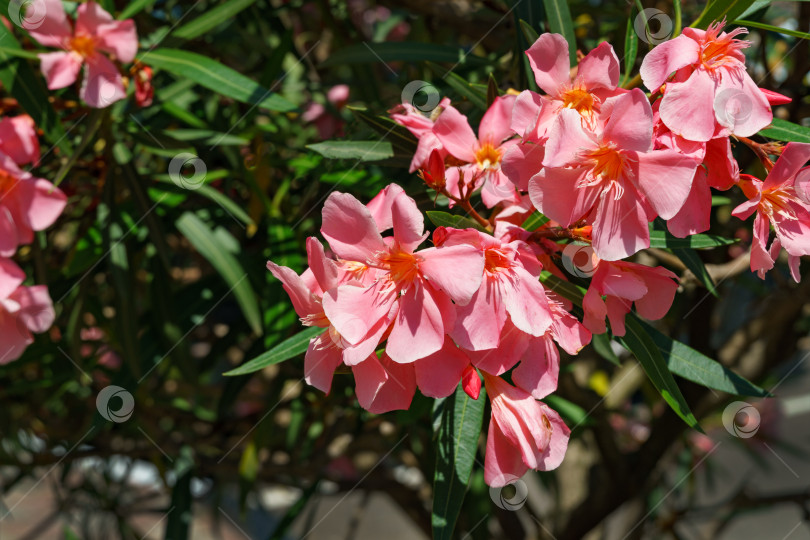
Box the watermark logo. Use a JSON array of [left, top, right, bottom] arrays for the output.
[[489, 475, 528, 511], [714, 89, 753, 132], [634, 8, 673, 45], [561, 243, 600, 278], [722, 401, 760, 439], [96, 385, 135, 423], [401, 80, 441, 113], [169, 153, 207, 190], [8, 0, 47, 30]]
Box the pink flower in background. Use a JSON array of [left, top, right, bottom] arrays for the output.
[[390, 97, 451, 172], [433, 95, 519, 207], [531, 89, 699, 260], [640, 21, 772, 142], [583, 260, 679, 336], [483, 373, 570, 487], [28, 0, 137, 108], [0, 115, 40, 165], [303, 84, 350, 139], [0, 282, 55, 364], [733, 142, 810, 282], [0, 153, 66, 257]]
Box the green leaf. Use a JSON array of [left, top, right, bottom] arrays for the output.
[[348, 107, 418, 153], [618, 317, 701, 430], [0, 23, 70, 153], [321, 42, 490, 68], [591, 333, 620, 366], [521, 211, 550, 231], [759, 118, 810, 143], [172, 0, 258, 40], [426, 211, 489, 233], [649, 229, 738, 249], [432, 385, 487, 540], [487, 74, 500, 107], [637, 318, 770, 397], [224, 326, 324, 376], [176, 212, 263, 335], [164, 447, 195, 540], [622, 11, 639, 86], [691, 0, 757, 30], [118, 0, 154, 18], [544, 395, 593, 427], [672, 247, 718, 296], [142, 48, 297, 112], [543, 0, 576, 65], [427, 62, 488, 110], [306, 140, 394, 161], [735, 19, 810, 41], [153, 178, 255, 226], [519, 19, 540, 43], [538, 271, 586, 307]]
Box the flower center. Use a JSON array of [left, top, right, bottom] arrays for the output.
[[475, 143, 502, 170], [69, 35, 97, 58], [700, 24, 749, 71], [378, 247, 421, 285], [587, 146, 628, 181], [484, 248, 511, 274], [561, 87, 596, 115]]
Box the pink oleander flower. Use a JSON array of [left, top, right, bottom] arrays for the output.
[[0, 258, 55, 363], [433, 95, 519, 207], [390, 97, 451, 173], [583, 259, 679, 336], [531, 89, 699, 260], [0, 153, 67, 257], [133, 63, 153, 108], [28, 0, 137, 108], [640, 21, 772, 142], [320, 185, 484, 364], [732, 142, 810, 282], [483, 373, 570, 487], [302, 84, 350, 139], [0, 115, 40, 165]]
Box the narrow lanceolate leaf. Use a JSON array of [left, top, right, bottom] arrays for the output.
[[224, 326, 325, 376], [172, 0, 258, 40], [118, 0, 154, 18], [622, 11, 639, 86], [649, 229, 738, 249], [618, 317, 701, 430], [432, 385, 487, 540], [544, 395, 593, 427], [691, 0, 757, 30], [176, 212, 263, 335], [637, 318, 770, 397], [142, 49, 297, 112], [672, 247, 718, 297], [538, 271, 586, 307], [0, 23, 70, 153], [348, 107, 418, 153], [543, 0, 576, 65], [759, 118, 810, 144], [426, 62, 488, 110], [521, 211, 550, 231], [321, 42, 490, 67], [307, 140, 394, 162], [426, 211, 489, 233], [734, 20, 810, 40]]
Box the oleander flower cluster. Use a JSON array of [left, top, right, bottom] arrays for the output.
[[268, 22, 809, 487]]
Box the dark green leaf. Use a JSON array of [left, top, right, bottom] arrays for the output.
[[307, 140, 394, 161], [348, 107, 418, 153], [521, 211, 550, 231], [432, 385, 487, 540], [519, 19, 540, 43], [538, 271, 586, 307], [672, 247, 718, 296], [618, 317, 701, 430], [142, 49, 297, 112], [321, 42, 490, 68], [427, 62, 488, 110], [692, 0, 757, 30], [224, 326, 324, 376], [736, 19, 810, 40], [591, 333, 620, 366], [543, 0, 576, 65], [649, 229, 738, 249], [638, 318, 770, 397], [622, 11, 639, 86], [119, 0, 154, 18], [544, 395, 592, 427], [426, 211, 489, 233], [759, 118, 810, 143], [173, 0, 258, 40]]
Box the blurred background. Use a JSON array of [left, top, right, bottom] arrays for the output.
[[1, 0, 809, 538]]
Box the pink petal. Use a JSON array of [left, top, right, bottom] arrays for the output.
[[17, 177, 67, 231], [484, 419, 529, 488], [385, 283, 449, 363], [479, 95, 517, 145], [0, 258, 25, 300], [512, 335, 559, 399], [667, 167, 712, 237], [600, 264, 648, 301], [502, 267, 553, 337], [525, 33, 570, 96], [704, 137, 739, 190], [352, 354, 388, 408], [634, 149, 697, 219], [529, 167, 597, 227], [366, 183, 405, 232], [602, 89, 653, 152], [766, 142, 810, 190], [501, 143, 544, 192], [591, 185, 650, 261], [0, 309, 33, 364], [10, 285, 54, 334], [634, 267, 679, 321], [413, 337, 471, 398], [24, 0, 72, 48], [452, 278, 506, 351], [419, 244, 484, 305], [639, 34, 700, 91], [81, 55, 127, 108], [323, 283, 394, 345], [305, 334, 344, 393], [266, 261, 323, 321], [551, 310, 591, 355], [96, 19, 138, 63], [0, 116, 40, 165], [306, 237, 340, 292], [321, 191, 386, 262], [433, 105, 478, 163], [582, 286, 608, 335], [511, 90, 544, 140], [659, 69, 717, 142], [536, 403, 571, 470], [605, 295, 631, 336], [467, 321, 529, 375], [355, 354, 417, 414], [543, 109, 597, 168], [713, 73, 772, 138], [39, 51, 82, 90], [575, 41, 620, 90], [391, 192, 426, 252]]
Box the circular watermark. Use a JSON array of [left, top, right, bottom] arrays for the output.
[[96, 385, 135, 423], [489, 475, 528, 511], [714, 88, 753, 132], [634, 8, 673, 45], [169, 153, 207, 190], [722, 401, 760, 439], [561, 243, 600, 278], [401, 80, 441, 113], [8, 0, 47, 30]]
